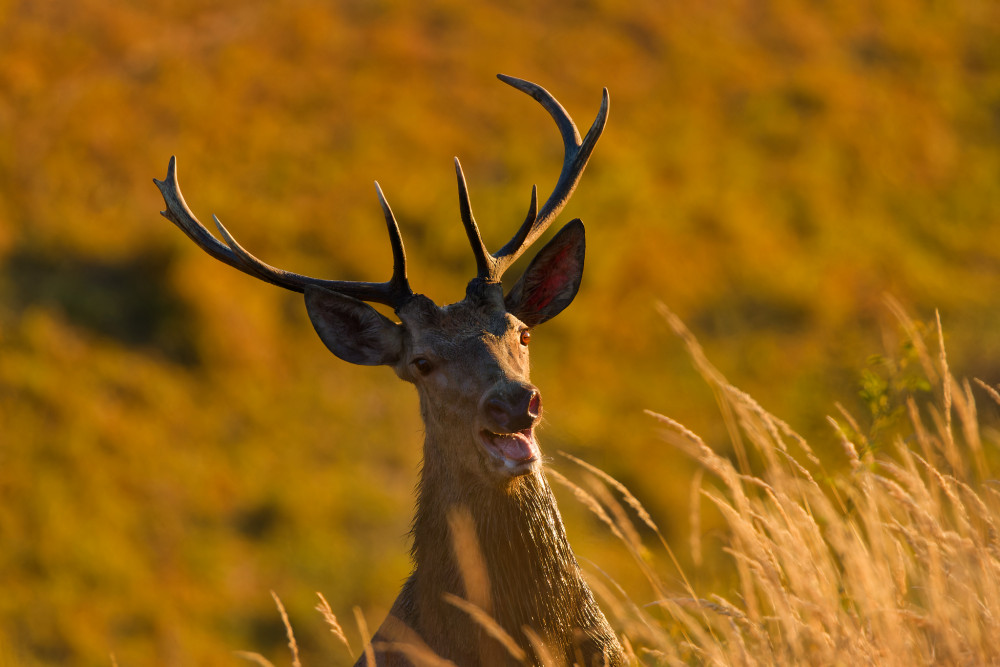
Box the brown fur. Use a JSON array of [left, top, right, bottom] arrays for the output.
[[357, 284, 622, 666]]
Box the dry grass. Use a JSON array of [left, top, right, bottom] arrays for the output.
[[264, 303, 1000, 665], [572, 303, 1000, 665]]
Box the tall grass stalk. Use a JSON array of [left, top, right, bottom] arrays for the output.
[[573, 303, 1000, 665]]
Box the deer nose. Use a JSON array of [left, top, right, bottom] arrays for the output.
[[485, 387, 541, 433]]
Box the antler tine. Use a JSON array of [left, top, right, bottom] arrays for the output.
[[490, 74, 609, 279], [373, 181, 416, 306], [506, 184, 538, 262], [154, 156, 414, 309], [154, 156, 255, 273], [454, 158, 496, 280]]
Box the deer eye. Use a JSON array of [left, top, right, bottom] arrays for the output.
[[411, 357, 433, 376], [519, 329, 531, 346]]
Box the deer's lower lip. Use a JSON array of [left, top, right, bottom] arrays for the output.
[[479, 428, 539, 471]]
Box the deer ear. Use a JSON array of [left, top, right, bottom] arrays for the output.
[[505, 219, 586, 327], [304, 286, 404, 366]]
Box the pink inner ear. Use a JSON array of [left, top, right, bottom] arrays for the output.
[[522, 244, 574, 312]]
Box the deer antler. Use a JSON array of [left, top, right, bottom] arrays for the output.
[[457, 74, 609, 283], [153, 156, 414, 309]]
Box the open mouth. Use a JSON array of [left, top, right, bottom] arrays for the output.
[[479, 428, 539, 473]]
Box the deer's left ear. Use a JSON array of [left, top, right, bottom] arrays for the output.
[[505, 219, 585, 327]]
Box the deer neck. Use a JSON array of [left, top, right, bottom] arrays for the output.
[[406, 427, 612, 662]]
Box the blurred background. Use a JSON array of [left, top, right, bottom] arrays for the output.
[[2, 0, 999, 664]]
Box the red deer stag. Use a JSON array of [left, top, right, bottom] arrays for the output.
[[154, 74, 620, 666]]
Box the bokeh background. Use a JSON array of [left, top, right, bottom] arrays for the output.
[[2, 0, 1000, 664]]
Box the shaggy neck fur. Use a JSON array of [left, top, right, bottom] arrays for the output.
[[404, 428, 622, 666]]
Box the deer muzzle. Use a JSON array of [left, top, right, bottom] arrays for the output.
[[478, 385, 542, 473]]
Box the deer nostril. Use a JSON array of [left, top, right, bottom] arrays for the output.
[[527, 391, 541, 420], [507, 388, 540, 431]]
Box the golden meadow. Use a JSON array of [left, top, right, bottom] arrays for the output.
[[2, 1, 999, 664]]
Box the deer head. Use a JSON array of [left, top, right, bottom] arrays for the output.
[[155, 74, 618, 665], [154, 74, 606, 481]]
